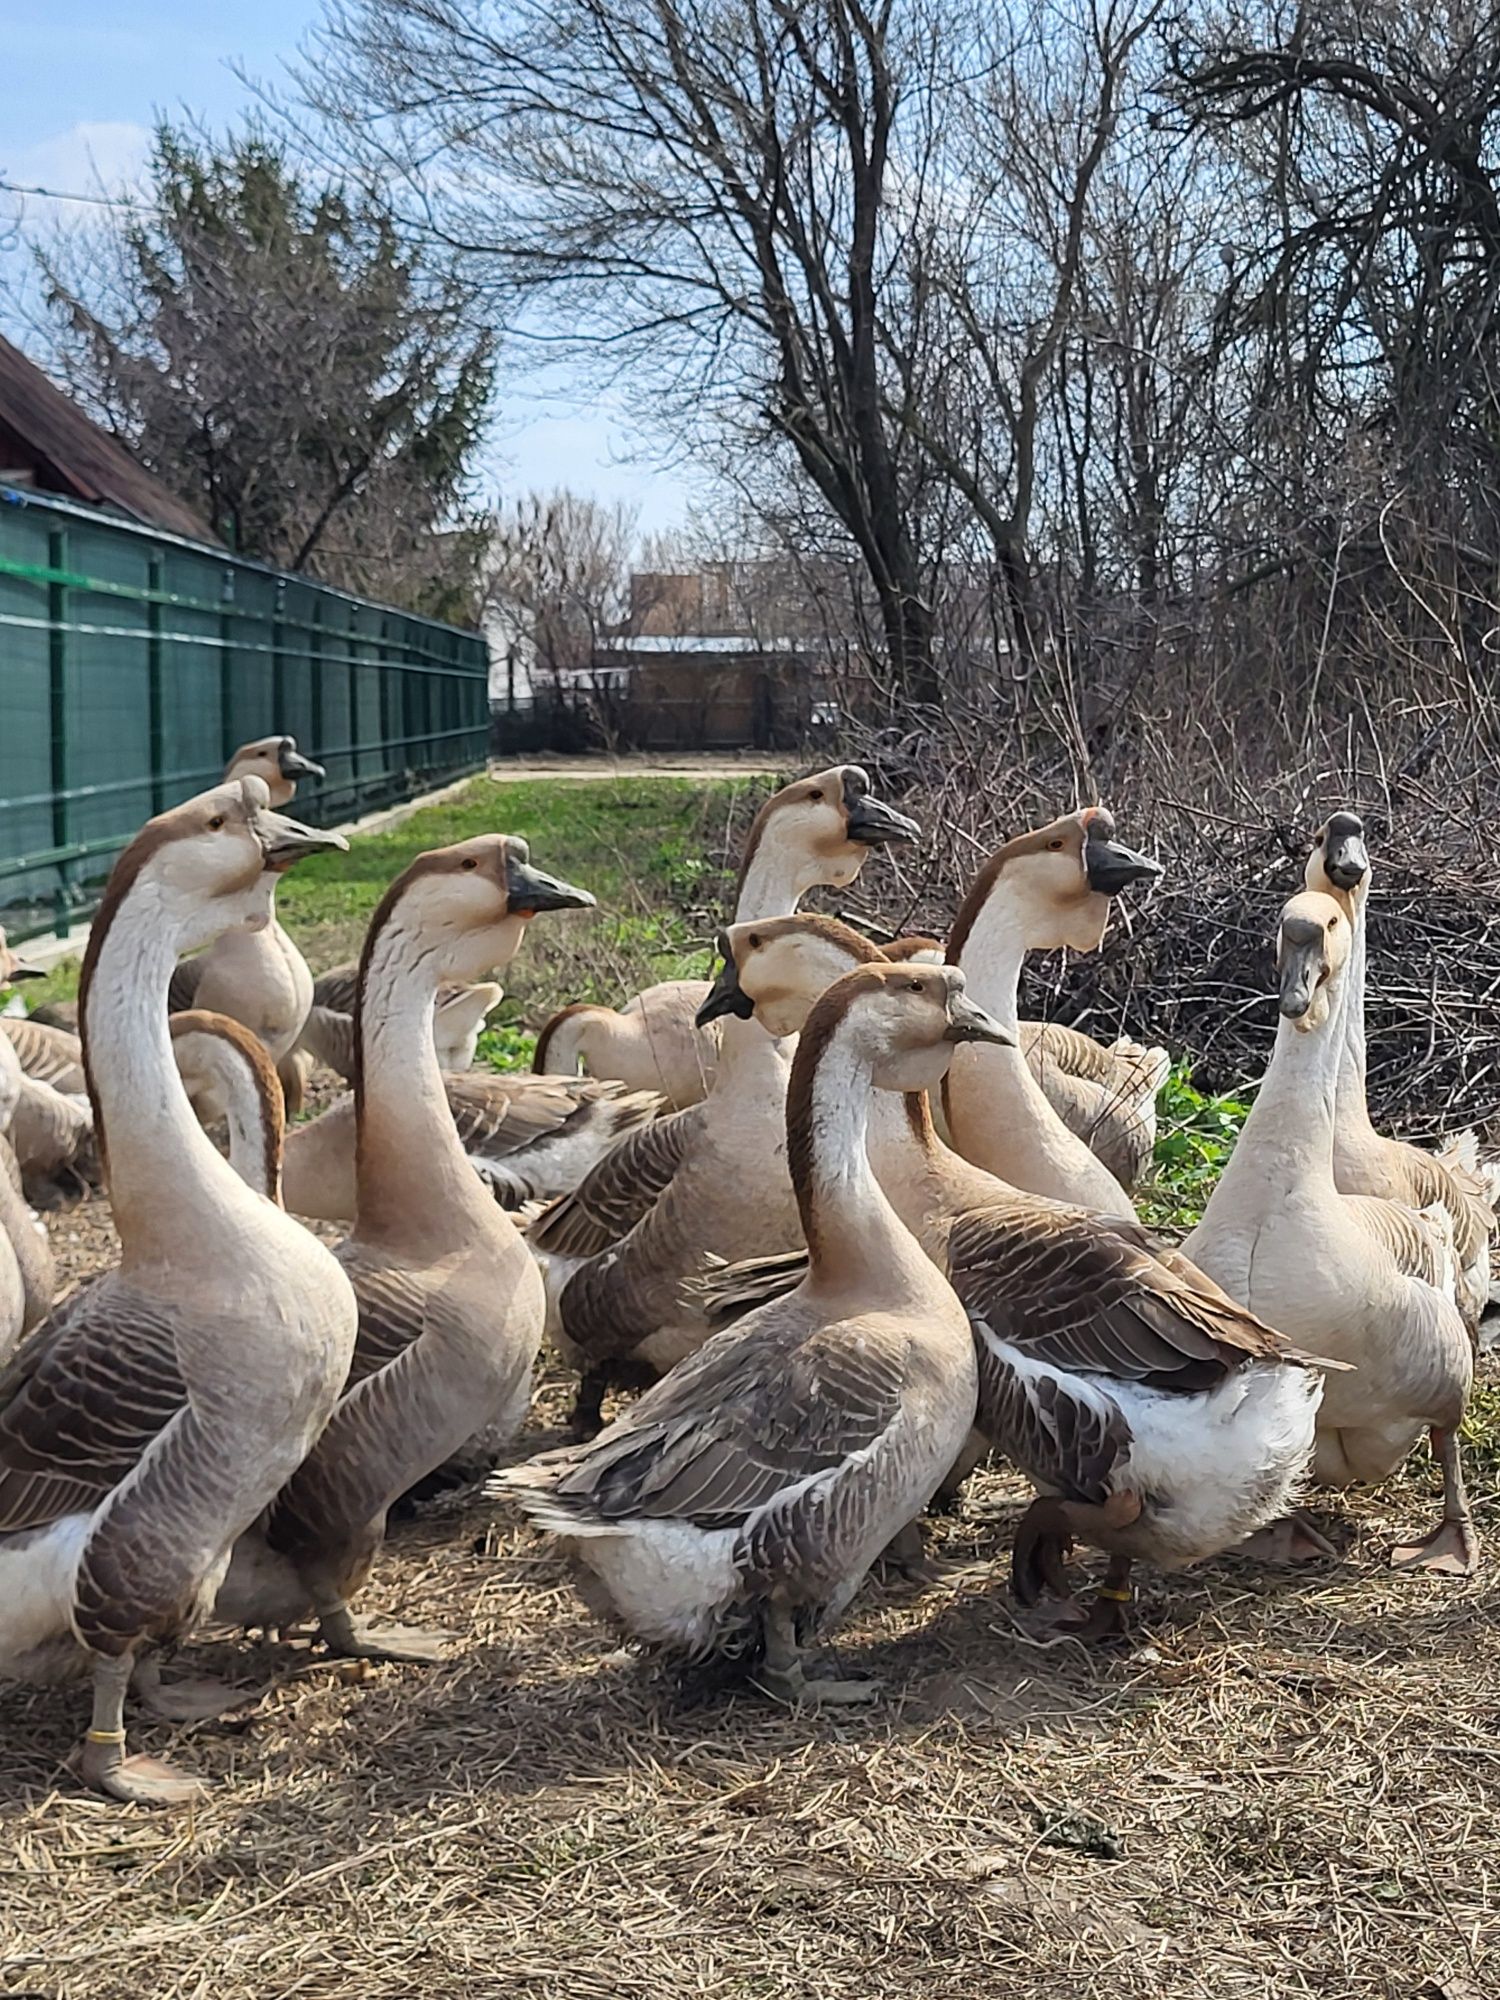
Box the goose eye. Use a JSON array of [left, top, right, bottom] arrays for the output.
[[909, 978, 923, 992], [748, 933, 761, 948], [461, 857, 478, 871], [1047, 838, 1063, 850], [207, 815, 226, 831], [807, 789, 823, 802]]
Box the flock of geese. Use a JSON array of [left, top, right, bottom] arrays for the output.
[[0, 742, 1492, 1803]]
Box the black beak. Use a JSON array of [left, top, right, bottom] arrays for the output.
[[1277, 914, 1325, 1020], [842, 770, 920, 846], [1084, 829, 1163, 896], [255, 809, 348, 869], [1320, 811, 1368, 892], [942, 990, 1016, 1048], [278, 740, 325, 782], [505, 850, 595, 914], [696, 949, 755, 1027], [3, 957, 44, 981]]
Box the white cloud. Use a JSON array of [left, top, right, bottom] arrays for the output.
[[3, 119, 153, 223]]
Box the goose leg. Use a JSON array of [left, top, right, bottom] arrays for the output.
[[567, 1368, 609, 1442], [1011, 1496, 1077, 1606], [755, 1600, 881, 1707], [78, 1654, 207, 1806], [872, 1517, 946, 1588], [316, 1600, 456, 1665], [1390, 1428, 1479, 1577], [928, 1427, 990, 1515], [1051, 1554, 1135, 1642]]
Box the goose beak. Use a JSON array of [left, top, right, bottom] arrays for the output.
[[2, 953, 44, 981], [942, 992, 1016, 1048], [256, 809, 348, 870], [1321, 811, 1368, 891], [1277, 918, 1325, 1021], [278, 742, 325, 782], [696, 947, 755, 1026], [1084, 829, 1162, 895], [842, 770, 920, 846], [505, 853, 595, 914]]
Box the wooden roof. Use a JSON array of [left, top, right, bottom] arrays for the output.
[[0, 335, 221, 545]]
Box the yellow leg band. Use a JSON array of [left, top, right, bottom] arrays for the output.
[[86, 1728, 127, 1744], [1096, 1587, 1133, 1604]]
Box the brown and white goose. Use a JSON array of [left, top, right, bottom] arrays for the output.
[[214, 836, 594, 1660], [1, 929, 97, 1207], [0, 779, 355, 1804], [494, 962, 994, 1700], [691, 917, 1330, 1633], [1, 1016, 87, 1097], [528, 783, 920, 1438], [942, 810, 1161, 1221], [1304, 811, 1497, 1331], [166, 735, 325, 1069], [531, 767, 919, 1110], [1185, 890, 1478, 1574]]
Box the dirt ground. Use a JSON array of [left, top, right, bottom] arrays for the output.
[[2, 1188, 1496, 2000]]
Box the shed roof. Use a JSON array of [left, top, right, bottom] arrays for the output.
[[0, 334, 221, 545]]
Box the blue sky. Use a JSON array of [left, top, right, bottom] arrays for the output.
[[3, 2, 686, 532]]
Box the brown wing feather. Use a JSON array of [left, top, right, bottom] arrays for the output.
[[311, 962, 360, 1016], [532, 1314, 910, 1528], [948, 1200, 1300, 1390], [166, 958, 203, 1014], [445, 1072, 631, 1158], [527, 1104, 704, 1259], [0, 1277, 189, 1533], [971, 1334, 1130, 1504]]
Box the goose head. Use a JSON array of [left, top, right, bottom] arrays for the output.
[[1304, 809, 1370, 905], [1277, 890, 1352, 1032], [0, 927, 43, 988], [369, 835, 594, 983], [806, 961, 1015, 1094], [740, 765, 920, 897], [697, 914, 887, 1039], [104, 776, 346, 958], [951, 807, 1161, 956], [225, 734, 326, 808]]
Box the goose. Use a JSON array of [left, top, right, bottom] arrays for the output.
[[0, 1134, 54, 1358], [884, 937, 1168, 1187], [0, 932, 97, 1206], [1, 1015, 87, 1097], [493, 962, 997, 1700], [689, 916, 1330, 1632], [166, 734, 325, 1069], [532, 766, 919, 1109], [942, 810, 1161, 1221], [274, 1070, 661, 1224], [298, 975, 503, 1081], [529, 785, 920, 1438], [214, 835, 594, 1660], [1304, 811, 1497, 1330], [0, 778, 356, 1803], [1184, 891, 1477, 1575]]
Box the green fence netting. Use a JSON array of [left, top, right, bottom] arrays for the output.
[[0, 488, 490, 940]]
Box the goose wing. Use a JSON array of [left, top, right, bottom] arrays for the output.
[[446, 1073, 634, 1159], [0, 1277, 188, 1532], [949, 1200, 1299, 1390], [166, 958, 204, 1014], [519, 1313, 910, 1530], [527, 1104, 705, 1259]]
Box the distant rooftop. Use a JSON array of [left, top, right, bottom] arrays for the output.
[[599, 633, 810, 655], [0, 335, 220, 545]]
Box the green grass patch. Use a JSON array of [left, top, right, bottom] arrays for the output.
[[1140, 1062, 1253, 1233]]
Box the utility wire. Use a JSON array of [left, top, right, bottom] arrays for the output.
[[0, 178, 151, 211]]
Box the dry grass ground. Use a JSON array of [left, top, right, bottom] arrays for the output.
[[4, 1187, 1497, 2000]]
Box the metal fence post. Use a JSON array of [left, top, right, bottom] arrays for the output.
[[47, 525, 68, 934], [147, 550, 166, 814]]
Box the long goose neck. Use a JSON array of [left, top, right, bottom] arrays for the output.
[[951, 891, 1028, 1038], [710, 1012, 795, 1097], [735, 833, 812, 922], [789, 1027, 929, 1295], [1226, 982, 1348, 1191], [83, 912, 265, 1259], [864, 1089, 944, 1234], [217, 1059, 281, 1202], [1336, 893, 1376, 1139], [354, 917, 492, 1240]]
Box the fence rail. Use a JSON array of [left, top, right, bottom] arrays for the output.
[[0, 487, 490, 940]]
